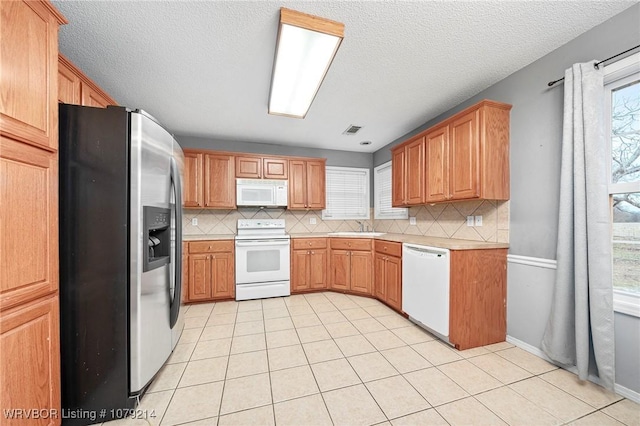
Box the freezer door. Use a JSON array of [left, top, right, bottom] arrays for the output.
[[129, 112, 175, 393]]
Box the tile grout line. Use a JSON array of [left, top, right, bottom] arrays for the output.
[[214, 303, 237, 425]]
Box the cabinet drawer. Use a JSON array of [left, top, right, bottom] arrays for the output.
[[189, 240, 234, 253], [374, 240, 402, 257], [330, 238, 372, 251], [292, 238, 327, 250]]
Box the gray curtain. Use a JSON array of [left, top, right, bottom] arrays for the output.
[[541, 61, 615, 389]]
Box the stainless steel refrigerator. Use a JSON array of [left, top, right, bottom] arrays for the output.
[[59, 105, 184, 425]]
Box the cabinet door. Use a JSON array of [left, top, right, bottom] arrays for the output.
[[204, 154, 235, 208], [182, 243, 189, 303], [1, 295, 61, 426], [235, 155, 261, 179], [306, 160, 326, 209], [58, 59, 81, 104], [288, 160, 307, 209], [405, 137, 425, 205], [0, 0, 61, 150], [263, 157, 288, 179], [309, 250, 327, 289], [80, 82, 111, 108], [374, 253, 386, 300], [211, 252, 235, 299], [188, 254, 212, 301], [425, 125, 449, 202], [385, 256, 402, 311], [1, 137, 58, 311], [391, 148, 406, 207], [291, 250, 310, 292], [450, 110, 480, 200], [330, 250, 350, 291], [350, 251, 373, 295], [183, 151, 203, 208]]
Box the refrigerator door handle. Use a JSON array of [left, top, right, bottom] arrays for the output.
[[169, 157, 183, 328]]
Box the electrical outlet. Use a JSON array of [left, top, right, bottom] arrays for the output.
[[475, 215, 483, 226], [309, 217, 317, 225], [191, 218, 198, 226], [466, 216, 474, 227], [409, 216, 417, 225]]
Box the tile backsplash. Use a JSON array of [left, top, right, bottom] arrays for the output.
[[183, 200, 509, 244]]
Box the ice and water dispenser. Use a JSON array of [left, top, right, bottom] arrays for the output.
[[143, 206, 171, 271]]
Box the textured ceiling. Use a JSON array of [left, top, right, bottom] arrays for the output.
[[54, 0, 635, 153]]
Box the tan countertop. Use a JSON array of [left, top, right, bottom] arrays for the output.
[[184, 232, 508, 250], [183, 234, 235, 241]]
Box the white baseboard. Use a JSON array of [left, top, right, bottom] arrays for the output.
[[506, 335, 640, 404]]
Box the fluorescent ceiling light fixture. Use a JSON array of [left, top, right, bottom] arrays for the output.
[[269, 8, 344, 119]]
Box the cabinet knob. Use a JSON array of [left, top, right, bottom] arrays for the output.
[[307, 251, 311, 255], [208, 246, 212, 249], [384, 247, 387, 251], [311, 251, 315, 255], [308, 242, 312, 245], [348, 242, 352, 246]]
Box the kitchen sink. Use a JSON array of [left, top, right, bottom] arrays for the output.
[[327, 232, 387, 237]]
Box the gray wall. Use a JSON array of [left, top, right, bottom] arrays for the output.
[[177, 135, 373, 169], [374, 4, 640, 394]]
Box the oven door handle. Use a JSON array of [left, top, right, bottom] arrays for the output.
[[235, 239, 291, 247]]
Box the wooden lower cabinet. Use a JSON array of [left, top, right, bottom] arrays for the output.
[[291, 238, 328, 293], [186, 240, 235, 302], [1, 295, 61, 426], [329, 239, 373, 295], [374, 240, 402, 311], [449, 249, 507, 350]]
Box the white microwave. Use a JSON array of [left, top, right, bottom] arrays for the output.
[[236, 179, 288, 207]]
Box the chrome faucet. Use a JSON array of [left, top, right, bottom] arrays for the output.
[[356, 221, 365, 232]]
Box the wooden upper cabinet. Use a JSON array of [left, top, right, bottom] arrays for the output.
[[391, 148, 406, 207], [288, 159, 326, 210], [183, 151, 204, 208], [58, 58, 81, 104], [1, 295, 61, 426], [263, 157, 288, 179], [425, 125, 450, 202], [81, 82, 110, 108], [288, 160, 307, 209], [405, 137, 425, 205], [235, 155, 288, 179], [1, 137, 58, 311], [391, 100, 511, 205], [450, 110, 480, 200], [58, 54, 117, 108], [0, 1, 66, 151], [204, 153, 236, 208], [235, 155, 262, 178], [306, 160, 326, 209], [391, 136, 424, 206]]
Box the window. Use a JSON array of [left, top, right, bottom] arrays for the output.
[[374, 162, 408, 219], [605, 52, 640, 316], [322, 166, 370, 220]]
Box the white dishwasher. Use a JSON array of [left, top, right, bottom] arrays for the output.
[[402, 244, 450, 337]]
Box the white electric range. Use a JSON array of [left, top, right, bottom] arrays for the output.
[[235, 219, 290, 301]]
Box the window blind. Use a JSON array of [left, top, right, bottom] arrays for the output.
[[322, 166, 370, 220], [374, 162, 408, 219]]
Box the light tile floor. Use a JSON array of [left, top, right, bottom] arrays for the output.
[[104, 292, 639, 426]]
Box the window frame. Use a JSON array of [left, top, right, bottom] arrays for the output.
[[321, 166, 370, 221], [374, 161, 408, 220], [604, 52, 640, 317]]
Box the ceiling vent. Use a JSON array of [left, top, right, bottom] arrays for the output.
[[343, 125, 362, 135]]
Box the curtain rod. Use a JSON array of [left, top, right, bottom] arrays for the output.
[[547, 44, 640, 87]]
